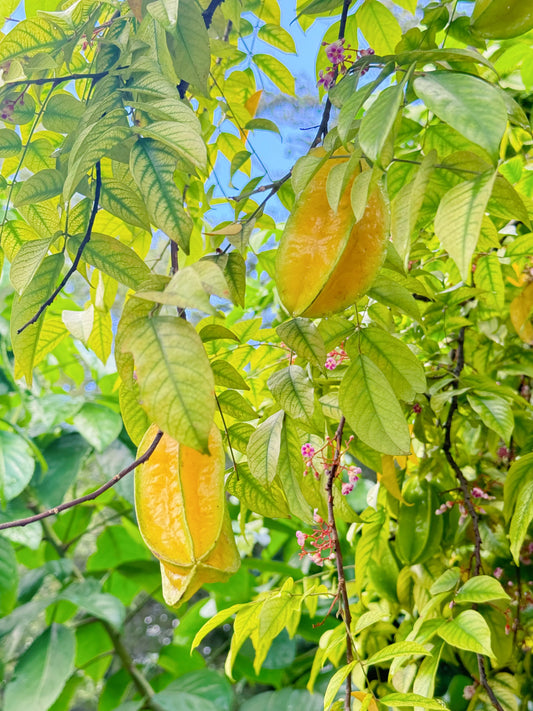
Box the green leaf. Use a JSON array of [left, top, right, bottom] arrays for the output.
[[276, 318, 327, 372], [0, 17, 65, 62], [147, 691, 218, 711], [239, 690, 322, 711], [366, 641, 430, 667], [4, 625, 75, 711], [247, 411, 284, 486], [474, 253, 505, 312], [60, 580, 126, 629], [467, 393, 514, 443], [0, 537, 18, 616], [217, 389, 258, 421], [340, 354, 411, 455], [253, 54, 295, 95], [430, 568, 461, 595], [118, 299, 215, 452], [155, 671, 234, 711], [455, 576, 511, 604], [267, 366, 315, 423], [0, 128, 22, 157], [72, 403, 123, 453], [324, 661, 357, 709], [0, 430, 35, 504], [14, 169, 64, 207], [414, 72, 507, 162], [133, 120, 206, 170], [199, 324, 239, 342], [359, 84, 404, 162], [34, 433, 90, 509], [130, 137, 192, 252], [508, 477, 533, 566], [379, 693, 449, 709], [212, 361, 249, 390], [137, 267, 215, 314], [64, 110, 131, 200], [99, 179, 152, 232], [10, 253, 64, 385], [357, 0, 402, 54], [368, 274, 422, 322], [434, 171, 496, 280], [257, 24, 296, 53], [167, 0, 210, 91], [68, 233, 152, 291], [226, 463, 290, 518], [42, 92, 84, 134], [10, 237, 55, 295], [357, 327, 426, 402], [87, 524, 152, 571], [438, 610, 492, 655], [277, 416, 313, 524], [191, 603, 247, 651]]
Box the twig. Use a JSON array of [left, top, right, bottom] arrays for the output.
[[17, 161, 102, 334], [0, 430, 163, 531], [104, 622, 158, 706], [311, 0, 352, 147], [325, 415, 354, 711], [441, 328, 504, 711], [216, 395, 239, 479], [170, 241, 186, 319], [1, 70, 113, 90]]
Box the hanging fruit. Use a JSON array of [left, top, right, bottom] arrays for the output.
[[135, 424, 240, 605], [275, 148, 389, 318]]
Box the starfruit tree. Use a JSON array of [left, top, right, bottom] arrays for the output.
[[0, 0, 532, 710]]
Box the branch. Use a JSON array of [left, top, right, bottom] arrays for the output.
[[325, 415, 354, 711], [1, 70, 112, 91], [441, 327, 504, 711], [17, 161, 102, 334], [0, 429, 163, 531], [311, 0, 352, 148]]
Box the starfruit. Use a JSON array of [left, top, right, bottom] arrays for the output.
[[471, 0, 533, 39], [135, 424, 240, 605], [275, 148, 389, 318], [395, 478, 443, 565]]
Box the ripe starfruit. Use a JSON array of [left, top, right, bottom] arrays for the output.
[[135, 424, 240, 605], [275, 148, 389, 318], [471, 0, 533, 39]]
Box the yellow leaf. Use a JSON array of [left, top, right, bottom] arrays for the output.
[[378, 454, 404, 502], [510, 281, 533, 344]]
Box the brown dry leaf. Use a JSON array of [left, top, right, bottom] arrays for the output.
[[510, 281, 533, 343]]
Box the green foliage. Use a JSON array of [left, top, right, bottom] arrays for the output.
[[0, 1, 532, 710]]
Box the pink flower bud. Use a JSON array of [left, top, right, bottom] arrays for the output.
[[348, 466, 361, 483], [493, 567, 503, 579], [341, 482, 354, 496], [296, 530, 306, 547]]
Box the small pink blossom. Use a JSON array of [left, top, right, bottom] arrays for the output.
[[325, 39, 346, 65], [301, 443, 315, 459], [458, 503, 468, 525], [498, 446, 510, 459], [318, 69, 336, 90], [412, 402, 422, 414], [296, 530, 307, 547], [505, 623, 511, 635], [435, 504, 448, 515], [472, 487, 494, 500], [493, 567, 504, 579], [313, 509, 323, 524], [342, 482, 354, 496], [348, 466, 361, 483], [325, 357, 338, 370], [463, 684, 476, 700], [311, 552, 324, 566]]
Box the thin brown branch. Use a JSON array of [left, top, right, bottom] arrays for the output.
[[216, 395, 238, 479], [325, 415, 353, 711], [17, 161, 102, 334], [0, 430, 163, 531], [1, 70, 112, 90], [311, 0, 352, 147], [441, 327, 504, 711]]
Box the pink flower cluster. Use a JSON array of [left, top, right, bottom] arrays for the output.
[[318, 39, 375, 90], [435, 487, 494, 524], [296, 510, 335, 566], [325, 346, 348, 371], [341, 466, 362, 495]]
